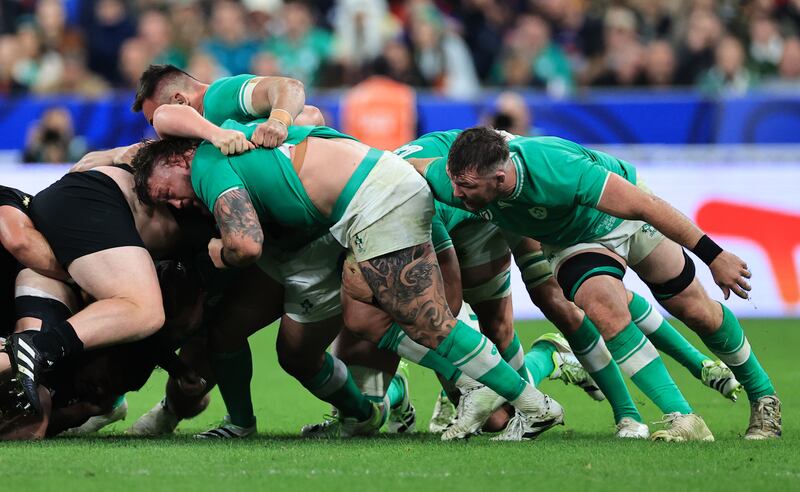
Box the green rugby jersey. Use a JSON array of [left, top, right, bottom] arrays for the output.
[[191, 121, 358, 251], [202, 74, 262, 125], [394, 130, 482, 253], [424, 135, 638, 247]]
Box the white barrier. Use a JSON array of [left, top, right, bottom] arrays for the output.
[[3, 157, 799, 319]]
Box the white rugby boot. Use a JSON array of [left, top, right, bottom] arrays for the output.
[[126, 399, 180, 436], [744, 395, 782, 440], [650, 413, 714, 442], [615, 417, 650, 439]]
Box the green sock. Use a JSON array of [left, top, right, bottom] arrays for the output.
[[386, 375, 406, 409], [379, 323, 462, 382], [524, 342, 556, 386], [435, 320, 526, 401], [303, 353, 373, 421], [211, 345, 256, 428], [606, 323, 693, 414], [699, 304, 775, 402], [629, 292, 709, 379], [501, 332, 532, 382], [564, 316, 641, 423]]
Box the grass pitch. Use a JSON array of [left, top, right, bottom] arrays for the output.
[[2, 319, 798, 492]]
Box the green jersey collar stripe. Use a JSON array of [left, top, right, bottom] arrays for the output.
[[506, 153, 525, 201], [330, 148, 384, 222]]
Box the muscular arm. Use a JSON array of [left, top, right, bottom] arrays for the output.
[[596, 174, 704, 248], [596, 174, 751, 299], [153, 105, 253, 155], [70, 144, 141, 172], [0, 206, 66, 280], [250, 76, 306, 120], [213, 188, 263, 267]]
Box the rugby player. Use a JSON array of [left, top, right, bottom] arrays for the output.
[[396, 130, 741, 439], [0, 260, 208, 440], [133, 121, 566, 441], [419, 127, 780, 441]]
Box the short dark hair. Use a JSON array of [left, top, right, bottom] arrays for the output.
[[132, 137, 200, 206], [132, 64, 195, 112], [447, 127, 510, 177]]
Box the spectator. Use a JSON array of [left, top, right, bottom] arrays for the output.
[[749, 16, 784, 77], [408, 3, 479, 99], [586, 8, 645, 87], [333, 0, 393, 82], [34, 0, 83, 55], [698, 35, 756, 96], [201, 1, 259, 76], [187, 50, 227, 84], [250, 51, 282, 77], [119, 37, 152, 89], [263, 0, 333, 87], [374, 38, 426, 87], [492, 14, 573, 96], [83, 0, 136, 86], [37, 52, 109, 97], [642, 40, 677, 88], [0, 34, 25, 94], [779, 37, 800, 81], [487, 91, 534, 136], [23, 107, 87, 164], [14, 22, 64, 93], [675, 9, 723, 85], [167, 1, 208, 60], [456, 0, 512, 81], [138, 9, 185, 68]]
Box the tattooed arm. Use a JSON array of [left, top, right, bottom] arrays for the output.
[[212, 188, 263, 267]]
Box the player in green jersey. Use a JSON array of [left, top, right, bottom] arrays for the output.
[[132, 121, 567, 442], [426, 127, 780, 441], [133, 64, 324, 149], [395, 130, 742, 439]]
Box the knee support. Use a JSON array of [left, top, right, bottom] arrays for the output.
[[462, 268, 511, 305], [644, 250, 695, 300], [556, 252, 626, 301], [515, 251, 553, 289], [15, 295, 73, 326]]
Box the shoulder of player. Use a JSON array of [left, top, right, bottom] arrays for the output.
[[0, 185, 32, 213]]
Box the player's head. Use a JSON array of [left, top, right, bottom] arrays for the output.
[[133, 64, 202, 125], [132, 137, 201, 210], [447, 127, 511, 211]]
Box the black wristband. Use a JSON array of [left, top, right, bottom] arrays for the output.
[[692, 234, 723, 265], [220, 247, 236, 268]]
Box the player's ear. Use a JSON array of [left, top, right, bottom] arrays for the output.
[[172, 92, 188, 105], [495, 169, 506, 185]]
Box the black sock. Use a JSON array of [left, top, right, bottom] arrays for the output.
[[37, 320, 84, 360]]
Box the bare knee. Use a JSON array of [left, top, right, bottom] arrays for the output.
[[134, 304, 166, 340], [665, 298, 721, 335], [166, 378, 211, 420], [578, 298, 631, 339], [530, 281, 584, 334]]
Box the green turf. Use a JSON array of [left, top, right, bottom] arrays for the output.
[[2, 319, 798, 491]]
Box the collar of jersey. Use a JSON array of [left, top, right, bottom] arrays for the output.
[[505, 152, 525, 201]]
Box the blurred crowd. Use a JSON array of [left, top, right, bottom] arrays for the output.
[[1, 0, 800, 101]]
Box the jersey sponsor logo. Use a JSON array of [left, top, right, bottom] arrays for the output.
[[478, 209, 493, 221], [528, 207, 547, 219]]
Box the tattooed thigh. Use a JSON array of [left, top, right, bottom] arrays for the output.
[[358, 243, 455, 339]]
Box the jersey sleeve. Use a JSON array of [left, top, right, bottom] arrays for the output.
[[572, 157, 613, 208], [431, 204, 453, 253], [220, 118, 262, 139], [191, 143, 245, 213], [202, 74, 261, 125], [423, 157, 460, 206], [0, 186, 31, 214]]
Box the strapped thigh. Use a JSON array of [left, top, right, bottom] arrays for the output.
[[556, 252, 626, 301], [643, 249, 696, 300]]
